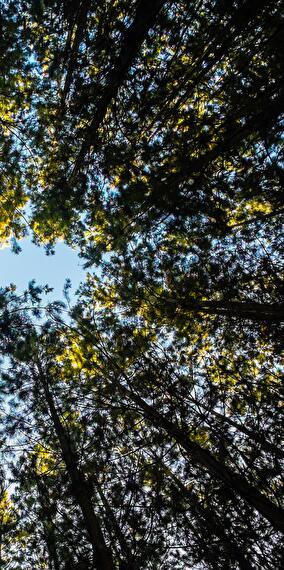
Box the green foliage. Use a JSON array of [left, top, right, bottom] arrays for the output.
[[0, 0, 283, 568]]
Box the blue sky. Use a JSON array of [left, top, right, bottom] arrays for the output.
[[0, 238, 86, 302]]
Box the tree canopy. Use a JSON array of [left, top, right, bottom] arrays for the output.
[[0, 0, 283, 568]]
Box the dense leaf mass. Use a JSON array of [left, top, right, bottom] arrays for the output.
[[0, 0, 283, 568]]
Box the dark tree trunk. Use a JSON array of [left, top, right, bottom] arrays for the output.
[[166, 298, 284, 322], [167, 387, 284, 459], [37, 365, 116, 570], [205, 409, 284, 459], [119, 384, 284, 533], [71, 0, 167, 178], [92, 473, 134, 569], [61, 0, 92, 104]]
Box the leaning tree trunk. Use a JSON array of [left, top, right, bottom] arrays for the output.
[[71, 0, 168, 178], [36, 364, 116, 570], [163, 296, 284, 322], [118, 382, 284, 533], [92, 471, 134, 569], [166, 383, 284, 459]]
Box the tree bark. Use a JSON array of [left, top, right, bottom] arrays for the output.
[[92, 471, 134, 569], [166, 383, 284, 458], [37, 365, 115, 570], [70, 0, 167, 179], [167, 298, 284, 322], [205, 409, 284, 459], [61, 0, 92, 105], [119, 383, 284, 533]]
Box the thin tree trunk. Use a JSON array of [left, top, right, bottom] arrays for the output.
[[186, 300, 284, 321], [147, 87, 284, 210], [205, 408, 284, 459], [71, 0, 167, 179], [92, 472, 134, 569], [119, 383, 284, 533], [36, 365, 115, 570], [61, 0, 92, 105], [165, 383, 284, 459], [164, 297, 284, 322]]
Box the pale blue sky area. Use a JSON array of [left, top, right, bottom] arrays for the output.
[[0, 238, 86, 302]]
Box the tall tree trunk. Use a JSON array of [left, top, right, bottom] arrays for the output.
[[166, 383, 284, 458], [92, 472, 134, 569], [61, 0, 92, 105], [71, 0, 168, 179], [118, 383, 284, 533], [36, 364, 116, 570], [203, 408, 284, 459], [164, 297, 284, 322], [183, 300, 284, 321]]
